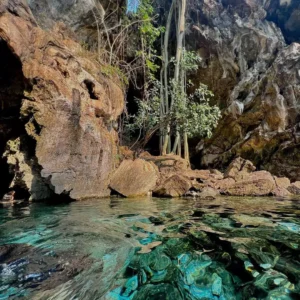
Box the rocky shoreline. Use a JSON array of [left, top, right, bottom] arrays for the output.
[[110, 150, 300, 200]]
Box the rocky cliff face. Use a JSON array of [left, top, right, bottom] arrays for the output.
[[187, 0, 300, 180], [1, 0, 299, 200], [27, 0, 124, 46], [0, 0, 124, 200]]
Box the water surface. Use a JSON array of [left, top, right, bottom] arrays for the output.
[[1, 196, 300, 299]]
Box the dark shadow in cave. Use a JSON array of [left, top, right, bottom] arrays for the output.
[[0, 38, 27, 199], [83, 79, 98, 100], [124, 80, 161, 156]]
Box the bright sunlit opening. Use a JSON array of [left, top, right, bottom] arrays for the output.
[[127, 0, 140, 13]]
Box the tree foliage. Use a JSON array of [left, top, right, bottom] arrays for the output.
[[124, 0, 221, 161]]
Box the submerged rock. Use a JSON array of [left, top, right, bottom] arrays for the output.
[[0, 243, 93, 297]]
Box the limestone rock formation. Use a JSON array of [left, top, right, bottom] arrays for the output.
[[0, 0, 124, 200], [188, 0, 300, 181], [153, 174, 192, 198], [143, 154, 190, 181], [27, 0, 123, 45], [287, 181, 300, 195], [109, 159, 159, 197], [224, 176, 275, 197], [224, 157, 256, 179]]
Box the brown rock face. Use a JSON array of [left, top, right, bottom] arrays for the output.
[[109, 159, 159, 197], [272, 187, 292, 197], [198, 187, 220, 199], [224, 157, 256, 179], [144, 155, 190, 180], [225, 170, 276, 196], [153, 175, 192, 198], [225, 179, 275, 197], [212, 178, 236, 192], [287, 182, 300, 195], [274, 176, 291, 189], [0, 0, 124, 200]]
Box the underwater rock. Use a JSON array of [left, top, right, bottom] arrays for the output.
[[109, 159, 159, 197], [211, 273, 222, 296], [0, 243, 93, 296], [232, 214, 275, 227], [133, 283, 183, 300]]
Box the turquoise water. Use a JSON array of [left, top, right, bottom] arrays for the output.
[[1, 196, 300, 299]]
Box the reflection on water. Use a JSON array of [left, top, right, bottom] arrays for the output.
[[1, 197, 300, 299]]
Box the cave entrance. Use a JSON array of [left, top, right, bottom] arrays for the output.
[[0, 38, 27, 199]]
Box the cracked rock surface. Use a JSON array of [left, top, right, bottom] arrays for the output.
[[0, 0, 124, 200]]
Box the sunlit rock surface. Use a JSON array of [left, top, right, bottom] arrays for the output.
[[0, 0, 124, 200], [109, 159, 159, 197]]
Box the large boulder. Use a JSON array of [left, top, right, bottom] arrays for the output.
[[274, 176, 291, 189], [109, 159, 159, 197], [225, 179, 275, 197], [0, 0, 124, 200], [153, 175, 192, 198], [225, 171, 276, 196], [143, 154, 190, 181], [272, 176, 292, 197]]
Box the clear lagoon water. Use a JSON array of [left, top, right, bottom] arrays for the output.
[[1, 196, 300, 299]]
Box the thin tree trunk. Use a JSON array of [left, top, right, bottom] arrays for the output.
[[172, 0, 187, 161], [172, 131, 180, 154], [162, 126, 170, 155], [178, 135, 182, 156], [184, 132, 189, 163], [164, 0, 175, 113], [161, 0, 175, 155]]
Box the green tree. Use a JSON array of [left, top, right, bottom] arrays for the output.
[[127, 0, 221, 163]]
